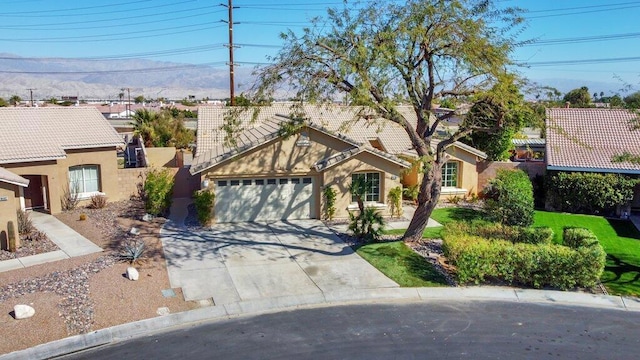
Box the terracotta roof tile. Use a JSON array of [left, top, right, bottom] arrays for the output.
[[546, 108, 640, 172], [0, 107, 124, 164]]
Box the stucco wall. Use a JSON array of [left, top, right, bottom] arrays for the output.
[[146, 147, 177, 168], [400, 147, 482, 200], [3, 147, 122, 214], [322, 152, 404, 219], [0, 182, 20, 250], [476, 161, 546, 192], [117, 168, 148, 200], [204, 129, 351, 178], [200, 128, 406, 221]]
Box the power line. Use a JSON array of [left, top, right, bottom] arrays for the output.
[[523, 32, 640, 46], [520, 56, 640, 67], [0, 8, 224, 31], [0, 0, 197, 18]]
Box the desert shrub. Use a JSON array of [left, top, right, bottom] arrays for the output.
[[143, 168, 174, 216], [193, 190, 215, 226], [16, 209, 34, 235], [349, 207, 385, 242], [90, 194, 107, 209], [61, 183, 80, 211], [119, 238, 147, 264], [387, 186, 403, 218], [79, 213, 87, 221], [484, 169, 534, 227], [442, 223, 605, 289], [546, 172, 637, 214], [323, 186, 337, 220]]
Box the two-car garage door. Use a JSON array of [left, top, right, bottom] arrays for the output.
[[214, 176, 316, 222]]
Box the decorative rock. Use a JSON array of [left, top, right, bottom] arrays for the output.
[[142, 213, 154, 222], [126, 267, 139, 281], [129, 227, 140, 235], [13, 304, 35, 320], [156, 307, 170, 316]]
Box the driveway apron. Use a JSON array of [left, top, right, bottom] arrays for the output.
[[161, 199, 398, 304]]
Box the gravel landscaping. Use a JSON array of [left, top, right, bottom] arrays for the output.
[[0, 230, 59, 261], [0, 199, 197, 355]]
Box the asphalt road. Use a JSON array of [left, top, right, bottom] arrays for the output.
[[64, 301, 640, 360]]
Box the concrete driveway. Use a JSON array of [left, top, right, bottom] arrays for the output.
[[161, 201, 398, 304]]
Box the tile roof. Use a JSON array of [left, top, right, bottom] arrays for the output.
[[546, 108, 640, 173], [0, 167, 29, 187], [0, 107, 124, 164], [194, 104, 485, 171]]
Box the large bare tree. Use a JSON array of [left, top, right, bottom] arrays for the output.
[[246, 0, 526, 241]]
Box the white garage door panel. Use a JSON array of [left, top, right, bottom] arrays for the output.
[[215, 177, 315, 222]]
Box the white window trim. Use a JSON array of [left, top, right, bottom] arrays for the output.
[[440, 187, 467, 196], [75, 191, 106, 201], [347, 202, 387, 211]]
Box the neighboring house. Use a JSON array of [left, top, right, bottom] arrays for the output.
[[0, 167, 29, 248], [512, 138, 546, 162], [0, 107, 125, 216], [546, 108, 640, 211], [191, 105, 486, 223]]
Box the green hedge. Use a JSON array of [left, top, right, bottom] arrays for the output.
[[444, 221, 553, 245], [442, 224, 606, 289], [546, 172, 637, 214]]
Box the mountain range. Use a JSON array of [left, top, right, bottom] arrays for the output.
[[0, 53, 627, 102], [0, 53, 254, 101]]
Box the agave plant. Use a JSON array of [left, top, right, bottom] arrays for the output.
[[120, 238, 147, 264]]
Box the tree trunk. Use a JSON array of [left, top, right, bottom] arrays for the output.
[[402, 162, 442, 242]]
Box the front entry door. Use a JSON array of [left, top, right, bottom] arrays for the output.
[[23, 175, 45, 209]]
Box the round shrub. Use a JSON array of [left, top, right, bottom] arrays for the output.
[[484, 169, 534, 227]]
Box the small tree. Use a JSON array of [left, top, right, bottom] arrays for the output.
[[323, 186, 337, 220], [0, 97, 8, 107], [484, 169, 534, 227], [9, 95, 22, 107], [388, 186, 403, 218], [143, 168, 174, 216], [193, 190, 215, 226], [563, 86, 591, 107], [134, 95, 145, 104]]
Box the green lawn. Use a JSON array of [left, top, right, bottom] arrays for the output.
[[533, 211, 640, 296], [354, 241, 448, 287], [379, 206, 640, 295], [384, 207, 483, 239]]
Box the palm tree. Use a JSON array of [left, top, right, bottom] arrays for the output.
[[130, 109, 157, 147]]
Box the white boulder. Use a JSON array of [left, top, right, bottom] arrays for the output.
[[13, 304, 35, 320], [126, 267, 139, 281]]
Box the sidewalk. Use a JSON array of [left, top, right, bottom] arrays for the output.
[[3, 286, 639, 360], [0, 211, 102, 273]]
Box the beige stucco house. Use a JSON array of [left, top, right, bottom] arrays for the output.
[[0, 107, 125, 242], [191, 105, 486, 223]]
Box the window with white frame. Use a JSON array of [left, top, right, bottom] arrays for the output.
[[69, 165, 100, 195], [351, 172, 380, 202], [441, 162, 458, 188]]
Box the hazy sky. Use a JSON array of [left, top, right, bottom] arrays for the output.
[[1, 0, 639, 93]]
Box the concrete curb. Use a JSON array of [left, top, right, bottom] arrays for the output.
[[1, 287, 638, 360]]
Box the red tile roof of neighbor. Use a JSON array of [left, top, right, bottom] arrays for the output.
[[545, 108, 640, 173], [0, 107, 124, 164]]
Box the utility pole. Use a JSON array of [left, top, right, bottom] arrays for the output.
[[27, 88, 36, 107], [221, 0, 239, 106], [121, 87, 131, 117]]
